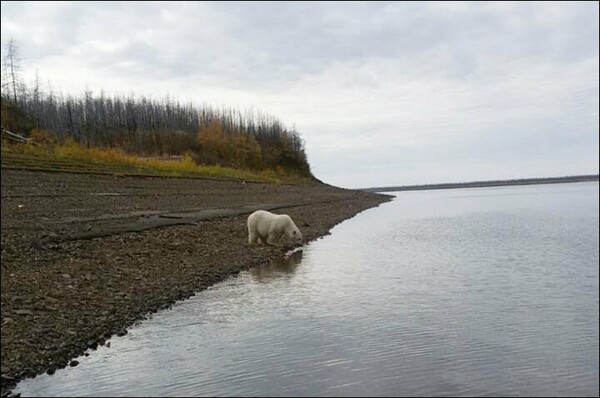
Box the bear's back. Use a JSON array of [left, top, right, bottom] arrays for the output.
[[248, 210, 278, 233]]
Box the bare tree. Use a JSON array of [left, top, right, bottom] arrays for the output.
[[2, 38, 22, 104]]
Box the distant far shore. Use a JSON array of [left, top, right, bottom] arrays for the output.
[[362, 174, 599, 192]]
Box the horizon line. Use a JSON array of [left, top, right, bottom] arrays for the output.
[[360, 174, 599, 192]]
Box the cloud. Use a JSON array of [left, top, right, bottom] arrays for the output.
[[1, 1, 598, 188]]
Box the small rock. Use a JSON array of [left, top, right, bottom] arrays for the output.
[[61, 274, 71, 279], [14, 309, 33, 316], [69, 360, 79, 367]]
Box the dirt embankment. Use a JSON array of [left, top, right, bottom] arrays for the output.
[[1, 169, 392, 396]]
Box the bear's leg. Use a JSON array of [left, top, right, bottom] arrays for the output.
[[266, 230, 280, 246], [248, 230, 259, 245]]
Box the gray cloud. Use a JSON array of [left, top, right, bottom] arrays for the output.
[[1, 1, 598, 187]]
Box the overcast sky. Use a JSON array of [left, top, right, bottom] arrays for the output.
[[1, 1, 598, 188]]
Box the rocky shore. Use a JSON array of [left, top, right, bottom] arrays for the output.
[[1, 169, 392, 396]]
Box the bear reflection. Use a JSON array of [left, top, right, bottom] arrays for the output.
[[250, 250, 303, 282]]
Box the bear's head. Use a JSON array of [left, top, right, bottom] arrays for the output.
[[286, 222, 303, 244]]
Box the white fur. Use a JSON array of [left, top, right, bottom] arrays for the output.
[[247, 210, 302, 246]]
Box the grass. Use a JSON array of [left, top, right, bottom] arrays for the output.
[[1, 139, 314, 184]]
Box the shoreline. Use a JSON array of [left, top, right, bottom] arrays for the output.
[[0, 169, 392, 396], [363, 174, 599, 192]]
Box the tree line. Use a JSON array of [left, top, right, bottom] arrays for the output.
[[1, 39, 311, 175]]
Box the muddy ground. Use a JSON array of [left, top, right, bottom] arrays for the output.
[[1, 169, 392, 396]]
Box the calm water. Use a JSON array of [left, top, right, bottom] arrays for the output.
[[15, 182, 599, 397]]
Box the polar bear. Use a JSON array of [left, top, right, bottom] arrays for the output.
[[247, 210, 302, 246]]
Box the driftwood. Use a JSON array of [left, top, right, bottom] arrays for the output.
[[2, 128, 32, 144]]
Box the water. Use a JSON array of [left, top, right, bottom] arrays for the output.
[[15, 182, 599, 397]]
